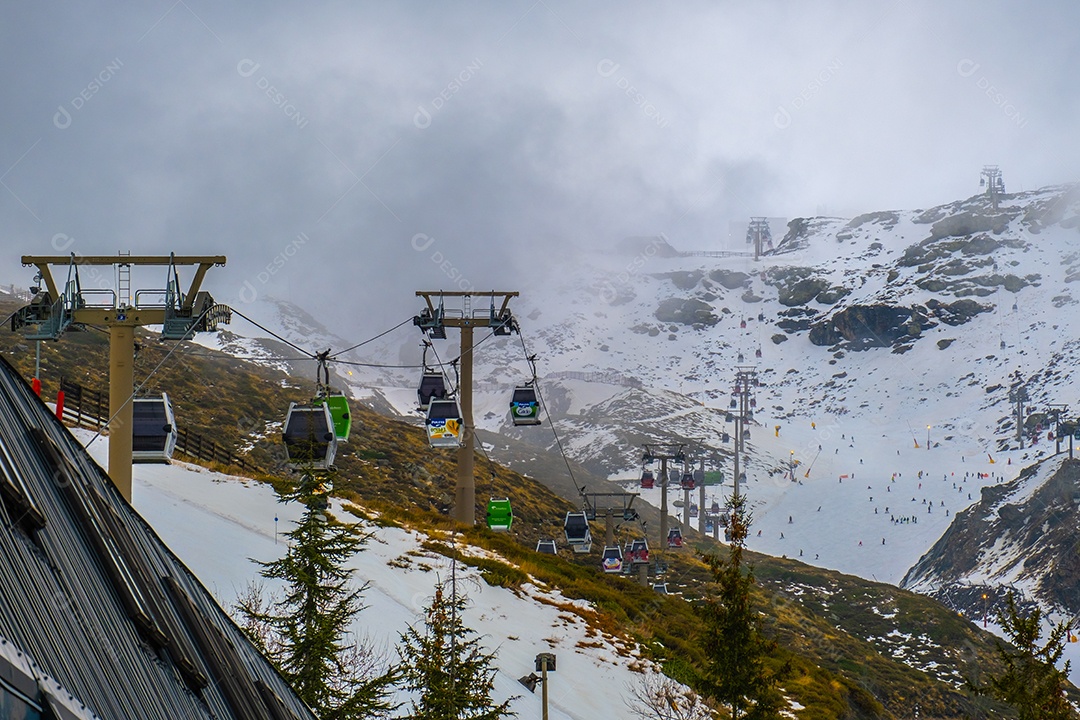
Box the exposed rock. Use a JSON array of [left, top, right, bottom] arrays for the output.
[[656, 270, 704, 290], [808, 304, 917, 349], [771, 334, 788, 345], [654, 298, 719, 326], [708, 269, 750, 290]]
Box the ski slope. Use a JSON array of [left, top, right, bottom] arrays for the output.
[[75, 429, 682, 719]]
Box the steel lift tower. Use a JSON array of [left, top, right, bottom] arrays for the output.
[[414, 291, 519, 525], [11, 254, 229, 501]]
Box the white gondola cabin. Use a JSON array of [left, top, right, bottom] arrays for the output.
[[563, 511, 592, 553], [601, 546, 623, 574], [131, 393, 178, 463], [282, 402, 337, 472], [417, 372, 447, 410], [426, 399, 463, 448], [509, 385, 541, 426]]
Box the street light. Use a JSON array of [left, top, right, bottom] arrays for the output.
[[518, 653, 556, 720], [982, 593, 989, 627], [926, 425, 931, 451]]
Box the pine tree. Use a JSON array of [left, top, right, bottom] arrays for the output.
[[396, 576, 515, 720], [238, 472, 397, 719], [970, 593, 1075, 720], [698, 492, 788, 720]]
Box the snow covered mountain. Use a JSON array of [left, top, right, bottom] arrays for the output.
[[205, 183, 1080, 670]]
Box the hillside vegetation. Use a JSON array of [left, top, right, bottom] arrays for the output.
[[0, 296, 1023, 718]]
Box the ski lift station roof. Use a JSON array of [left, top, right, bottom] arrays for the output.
[[0, 355, 315, 720]]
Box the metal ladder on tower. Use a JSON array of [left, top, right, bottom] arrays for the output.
[[117, 251, 131, 309]]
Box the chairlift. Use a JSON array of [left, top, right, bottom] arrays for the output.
[[509, 384, 542, 426], [563, 511, 592, 553], [417, 372, 448, 410], [627, 538, 649, 565], [640, 469, 655, 489], [536, 539, 557, 555], [666, 527, 683, 548], [426, 398, 463, 448], [486, 498, 513, 531], [132, 393, 178, 463], [283, 402, 337, 471], [601, 546, 624, 574]]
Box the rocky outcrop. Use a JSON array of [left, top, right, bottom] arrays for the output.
[[654, 297, 719, 326], [902, 458, 1080, 617], [808, 304, 920, 349]]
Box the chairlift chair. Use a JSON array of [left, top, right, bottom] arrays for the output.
[[282, 401, 338, 472], [417, 372, 447, 410], [486, 498, 513, 532], [640, 469, 655, 489], [666, 527, 683, 548], [426, 398, 463, 448], [536, 539, 557, 555], [509, 384, 542, 426], [601, 546, 624, 574], [131, 393, 178, 463], [628, 538, 649, 565], [563, 511, 592, 553]]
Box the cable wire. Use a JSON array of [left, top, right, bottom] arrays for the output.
[[330, 317, 413, 358], [515, 329, 578, 488]]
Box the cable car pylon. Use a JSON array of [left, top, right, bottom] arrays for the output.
[[413, 290, 519, 526]]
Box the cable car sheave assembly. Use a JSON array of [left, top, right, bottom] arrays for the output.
[[10, 253, 229, 501]]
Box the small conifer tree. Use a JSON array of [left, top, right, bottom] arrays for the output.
[[970, 592, 1075, 720], [396, 576, 514, 720], [698, 492, 788, 720]]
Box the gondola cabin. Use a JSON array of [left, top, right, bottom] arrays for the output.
[[627, 538, 649, 565], [563, 511, 592, 553], [536, 539, 557, 555], [689, 503, 699, 518], [601, 546, 623, 574], [319, 390, 352, 443], [640, 469, 655, 489], [283, 402, 337, 472], [666, 527, 684, 548], [417, 372, 447, 410], [680, 471, 695, 490], [653, 583, 669, 594], [131, 394, 178, 463], [486, 498, 513, 532], [426, 399, 463, 448], [509, 385, 541, 426]]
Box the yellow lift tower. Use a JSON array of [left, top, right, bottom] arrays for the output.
[[11, 253, 229, 501]]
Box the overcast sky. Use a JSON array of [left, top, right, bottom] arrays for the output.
[[1, 1, 1076, 335]]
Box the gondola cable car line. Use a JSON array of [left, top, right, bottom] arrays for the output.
[[515, 328, 578, 488]]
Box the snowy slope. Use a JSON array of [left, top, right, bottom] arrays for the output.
[[196, 185, 1080, 610], [75, 429, 677, 719]]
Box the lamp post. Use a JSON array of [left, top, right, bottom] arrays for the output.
[[982, 593, 988, 627], [926, 425, 931, 451], [789, 450, 795, 481]]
